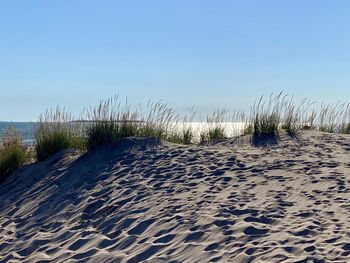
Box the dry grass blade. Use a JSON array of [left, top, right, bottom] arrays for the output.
[[0, 126, 29, 180], [35, 107, 85, 161]]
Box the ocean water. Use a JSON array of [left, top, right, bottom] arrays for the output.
[[0, 122, 36, 144], [0, 121, 246, 144]]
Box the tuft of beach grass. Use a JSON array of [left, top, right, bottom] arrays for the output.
[[34, 107, 85, 161], [0, 126, 29, 180]]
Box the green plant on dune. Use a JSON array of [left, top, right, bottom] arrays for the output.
[[281, 98, 299, 135], [30, 92, 350, 156], [208, 126, 226, 140], [200, 109, 227, 143], [166, 127, 194, 145], [181, 108, 196, 144], [35, 107, 85, 162], [85, 97, 177, 149], [318, 103, 338, 133], [250, 93, 283, 138], [137, 100, 175, 139], [166, 108, 195, 144], [86, 121, 121, 150], [339, 122, 350, 134], [166, 131, 185, 144], [338, 103, 350, 134], [249, 92, 311, 138], [314, 102, 350, 134], [182, 128, 194, 144], [0, 127, 29, 180], [242, 123, 253, 135]]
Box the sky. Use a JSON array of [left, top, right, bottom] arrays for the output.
[[1, 1, 350, 121]]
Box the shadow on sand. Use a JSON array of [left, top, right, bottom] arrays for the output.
[[252, 131, 302, 147], [252, 133, 279, 147]]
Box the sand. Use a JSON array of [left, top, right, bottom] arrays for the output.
[[0, 132, 349, 262]]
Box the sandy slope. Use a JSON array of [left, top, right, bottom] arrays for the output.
[[0, 132, 349, 263]]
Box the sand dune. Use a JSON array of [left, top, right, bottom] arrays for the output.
[[0, 132, 349, 262]]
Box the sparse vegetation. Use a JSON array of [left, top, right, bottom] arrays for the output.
[[246, 93, 316, 139], [167, 127, 195, 145], [166, 108, 195, 144], [182, 128, 194, 144], [200, 109, 228, 143], [316, 102, 350, 134], [30, 93, 350, 155], [0, 127, 29, 180], [249, 93, 283, 139], [3, 91, 350, 181], [34, 107, 85, 162], [85, 97, 177, 149]]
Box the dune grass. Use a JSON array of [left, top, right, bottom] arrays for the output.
[[32, 92, 350, 156], [244, 92, 320, 140], [3, 92, 350, 183], [317, 102, 350, 134], [199, 109, 228, 143], [167, 126, 195, 145], [14, 91, 350, 165], [166, 108, 195, 144], [249, 93, 284, 139], [0, 127, 29, 180], [34, 107, 85, 162], [30, 93, 350, 157], [85, 97, 178, 149]]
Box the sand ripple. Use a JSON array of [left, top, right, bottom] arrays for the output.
[[0, 133, 349, 262]]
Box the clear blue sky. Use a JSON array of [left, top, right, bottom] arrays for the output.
[[1, 1, 350, 121]]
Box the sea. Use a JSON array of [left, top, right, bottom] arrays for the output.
[[0, 122, 37, 145]]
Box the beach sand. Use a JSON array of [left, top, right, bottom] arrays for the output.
[[0, 131, 349, 262]]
